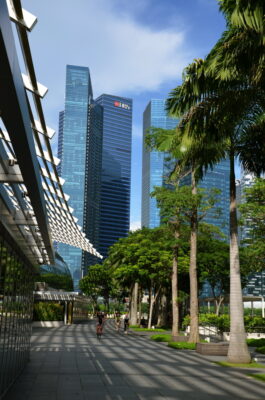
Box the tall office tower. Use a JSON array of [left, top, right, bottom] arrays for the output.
[[57, 65, 103, 287], [199, 159, 230, 237], [238, 170, 265, 298], [141, 99, 178, 228], [95, 95, 132, 258]]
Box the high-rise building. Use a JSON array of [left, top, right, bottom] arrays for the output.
[[238, 170, 265, 298], [200, 159, 230, 237], [141, 99, 178, 228], [95, 95, 132, 258], [57, 65, 103, 287]]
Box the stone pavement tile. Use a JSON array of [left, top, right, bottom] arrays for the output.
[[124, 374, 164, 389], [101, 373, 128, 386], [83, 387, 112, 400], [27, 395, 57, 400], [80, 374, 104, 385], [57, 394, 85, 400], [107, 386, 137, 396], [109, 395, 140, 400], [4, 389, 29, 400], [137, 395, 166, 400], [84, 393, 112, 400]]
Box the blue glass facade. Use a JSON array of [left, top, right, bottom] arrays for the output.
[[57, 65, 102, 288], [200, 159, 230, 237], [40, 252, 71, 276], [95, 94, 132, 258], [182, 159, 230, 238], [142, 99, 178, 228]]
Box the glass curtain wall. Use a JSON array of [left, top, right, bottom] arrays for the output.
[[0, 226, 35, 399]]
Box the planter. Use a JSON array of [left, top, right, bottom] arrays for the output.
[[196, 342, 229, 356], [32, 321, 64, 327]]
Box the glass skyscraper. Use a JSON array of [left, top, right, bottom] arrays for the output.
[[95, 95, 132, 258], [142, 99, 230, 236], [182, 159, 230, 238], [57, 65, 103, 287], [142, 99, 178, 228]]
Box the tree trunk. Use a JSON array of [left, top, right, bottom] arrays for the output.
[[215, 296, 224, 316], [172, 228, 180, 336], [130, 282, 139, 326], [148, 283, 161, 329], [227, 152, 251, 363], [157, 291, 167, 327], [148, 282, 154, 329], [189, 168, 199, 343], [138, 288, 142, 325]]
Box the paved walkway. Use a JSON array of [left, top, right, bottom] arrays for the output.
[[5, 320, 265, 400]]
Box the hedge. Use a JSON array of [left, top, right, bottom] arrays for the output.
[[34, 302, 64, 321], [183, 314, 265, 333]]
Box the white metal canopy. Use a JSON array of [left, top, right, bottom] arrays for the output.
[[0, 0, 102, 264]]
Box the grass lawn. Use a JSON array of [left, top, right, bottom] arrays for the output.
[[150, 334, 172, 342], [168, 342, 196, 350], [131, 327, 167, 332], [247, 373, 265, 382], [215, 361, 265, 369]]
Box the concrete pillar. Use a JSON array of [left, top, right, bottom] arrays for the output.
[[64, 301, 67, 325]]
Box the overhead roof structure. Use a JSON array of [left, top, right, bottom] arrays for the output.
[[0, 0, 102, 265]]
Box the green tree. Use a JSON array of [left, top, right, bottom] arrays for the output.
[[165, 48, 265, 361], [197, 226, 230, 315], [153, 183, 221, 341], [239, 178, 265, 269], [79, 264, 112, 312], [37, 273, 73, 291], [206, 0, 265, 86], [147, 126, 221, 342]]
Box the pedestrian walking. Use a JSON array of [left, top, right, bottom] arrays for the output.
[[114, 311, 121, 332], [124, 314, 129, 334]]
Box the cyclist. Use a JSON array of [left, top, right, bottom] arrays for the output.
[[96, 312, 105, 340]]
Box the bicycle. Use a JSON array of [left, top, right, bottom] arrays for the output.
[[96, 323, 103, 340]]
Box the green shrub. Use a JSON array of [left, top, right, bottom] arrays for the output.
[[182, 314, 229, 332], [34, 302, 64, 321], [150, 334, 172, 342], [183, 313, 265, 333], [256, 346, 265, 354], [37, 273, 73, 291], [131, 328, 166, 332], [247, 338, 265, 347], [168, 342, 196, 350], [244, 316, 265, 331]]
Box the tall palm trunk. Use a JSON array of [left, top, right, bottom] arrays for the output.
[[172, 227, 180, 337], [189, 168, 199, 343], [228, 151, 251, 363]]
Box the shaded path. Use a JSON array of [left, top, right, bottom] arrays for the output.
[[5, 320, 265, 400]]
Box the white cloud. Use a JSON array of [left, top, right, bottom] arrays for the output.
[[130, 220, 141, 231], [24, 0, 189, 98]]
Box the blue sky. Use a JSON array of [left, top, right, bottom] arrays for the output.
[[23, 0, 226, 230]]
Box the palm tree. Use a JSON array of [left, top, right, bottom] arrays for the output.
[[146, 126, 222, 343], [167, 54, 265, 362], [206, 0, 265, 86]]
